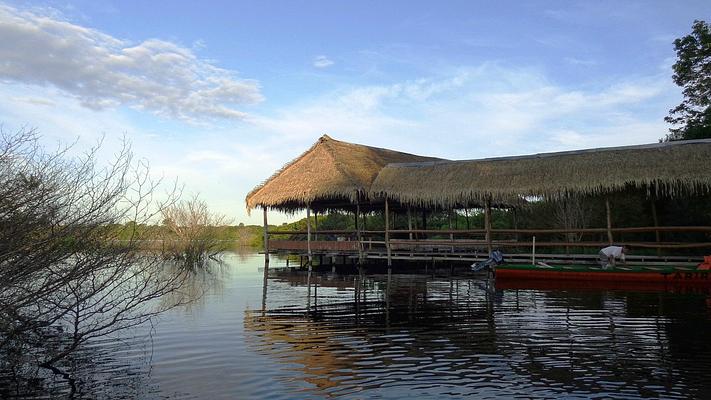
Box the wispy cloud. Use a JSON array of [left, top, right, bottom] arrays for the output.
[[564, 57, 597, 66], [313, 55, 334, 68], [253, 64, 677, 158], [0, 5, 263, 121]]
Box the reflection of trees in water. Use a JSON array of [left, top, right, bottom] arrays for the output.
[[0, 330, 155, 399], [0, 260, 230, 399], [158, 260, 230, 312], [245, 273, 711, 398]]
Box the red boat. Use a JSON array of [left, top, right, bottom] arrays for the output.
[[496, 261, 711, 285]]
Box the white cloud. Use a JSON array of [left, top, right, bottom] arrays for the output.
[[313, 55, 334, 68], [0, 5, 263, 121], [253, 64, 678, 159]]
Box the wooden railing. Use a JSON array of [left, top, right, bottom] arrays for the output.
[[267, 226, 711, 253], [269, 240, 358, 251]]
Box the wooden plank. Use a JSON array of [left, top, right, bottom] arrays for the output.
[[268, 229, 357, 235], [270, 240, 359, 251]]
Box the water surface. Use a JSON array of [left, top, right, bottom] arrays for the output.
[[3, 251, 711, 399]]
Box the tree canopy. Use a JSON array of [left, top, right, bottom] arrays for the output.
[[664, 20, 711, 141]]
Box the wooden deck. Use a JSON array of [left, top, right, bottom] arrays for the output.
[[264, 226, 711, 268]]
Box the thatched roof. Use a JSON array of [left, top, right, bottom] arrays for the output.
[[246, 135, 439, 212], [370, 139, 711, 209]]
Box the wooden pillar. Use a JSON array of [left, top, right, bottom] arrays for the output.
[[307, 275, 311, 311], [306, 204, 312, 310], [421, 210, 427, 240], [262, 206, 269, 264], [261, 242, 269, 315], [448, 209, 454, 253], [605, 197, 613, 245], [484, 198, 492, 254], [385, 198, 392, 266], [313, 281, 318, 309], [354, 203, 360, 232], [407, 207, 413, 257], [407, 208, 413, 240], [651, 197, 661, 255], [314, 210, 319, 241], [306, 205, 313, 264], [356, 199, 364, 264]]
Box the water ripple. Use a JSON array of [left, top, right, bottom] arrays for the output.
[[4, 253, 711, 399]]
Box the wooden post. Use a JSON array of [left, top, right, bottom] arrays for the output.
[[407, 208, 413, 240], [306, 204, 312, 310], [261, 237, 269, 315], [605, 197, 613, 245], [448, 209, 454, 253], [485, 197, 492, 254], [385, 198, 392, 266], [314, 210, 319, 241], [354, 202, 360, 232], [262, 206, 269, 264], [306, 205, 313, 265], [356, 198, 364, 264], [314, 281, 318, 309], [651, 198, 661, 255], [307, 275, 311, 311], [407, 207, 413, 257]]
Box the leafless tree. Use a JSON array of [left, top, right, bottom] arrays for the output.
[[161, 195, 230, 268], [0, 127, 189, 368], [553, 195, 593, 244]]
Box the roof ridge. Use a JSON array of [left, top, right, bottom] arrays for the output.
[[319, 135, 363, 188], [387, 138, 711, 168]]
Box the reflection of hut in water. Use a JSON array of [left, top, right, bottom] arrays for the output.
[[248, 274, 708, 397], [244, 275, 500, 395]]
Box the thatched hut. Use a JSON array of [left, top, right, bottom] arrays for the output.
[[245, 134, 439, 213], [249, 136, 711, 266], [370, 139, 711, 209]]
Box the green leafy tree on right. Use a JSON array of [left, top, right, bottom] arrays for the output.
[[664, 20, 711, 141]]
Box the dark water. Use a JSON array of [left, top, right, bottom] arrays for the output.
[[3, 252, 711, 399]]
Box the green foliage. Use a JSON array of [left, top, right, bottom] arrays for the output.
[[664, 20, 711, 141]]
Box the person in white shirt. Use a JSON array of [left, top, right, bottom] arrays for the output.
[[599, 245, 626, 269]]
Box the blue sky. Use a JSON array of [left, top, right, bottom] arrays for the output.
[[1, 1, 709, 223]]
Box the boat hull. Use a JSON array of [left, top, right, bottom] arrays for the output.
[[496, 264, 711, 285]]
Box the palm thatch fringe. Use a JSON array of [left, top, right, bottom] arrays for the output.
[[369, 139, 711, 209]]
